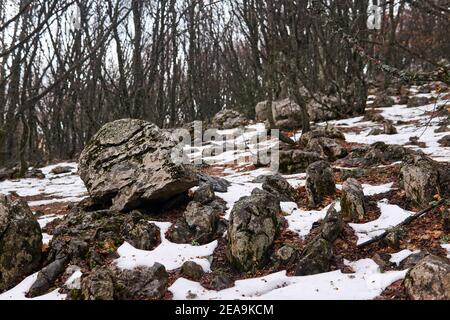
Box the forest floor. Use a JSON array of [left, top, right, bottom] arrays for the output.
[[0, 86, 449, 300]]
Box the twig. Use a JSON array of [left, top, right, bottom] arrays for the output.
[[357, 199, 446, 248]]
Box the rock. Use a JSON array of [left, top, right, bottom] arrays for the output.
[[299, 126, 345, 145], [400, 251, 428, 269], [383, 121, 397, 135], [408, 136, 426, 148], [227, 189, 281, 271], [197, 172, 230, 193], [418, 85, 431, 94], [320, 205, 343, 242], [24, 168, 45, 179], [50, 166, 74, 175], [368, 128, 383, 136], [398, 95, 409, 105], [193, 184, 215, 204], [279, 150, 323, 174], [340, 142, 413, 167], [46, 208, 160, 265], [339, 168, 366, 181], [0, 194, 42, 293], [167, 219, 192, 244], [28, 258, 67, 298], [372, 253, 393, 270], [81, 264, 168, 300], [211, 274, 232, 291], [407, 96, 430, 108], [438, 135, 450, 147], [78, 119, 198, 212], [262, 174, 297, 202], [183, 202, 219, 244], [211, 109, 248, 130], [272, 245, 297, 266], [363, 112, 385, 123], [256, 98, 303, 129], [121, 219, 161, 251], [180, 261, 205, 280], [305, 137, 348, 162], [295, 237, 333, 276], [0, 167, 18, 181], [340, 178, 366, 222], [305, 161, 335, 208], [400, 154, 440, 206], [373, 94, 394, 108], [404, 255, 450, 300], [435, 125, 450, 133], [384, 231, 400, 250], [443, 209, 450, 233]]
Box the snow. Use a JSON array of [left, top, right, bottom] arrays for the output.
[[0, 272, 66, 300], [114, 221, 217, 272], [284, 203, 336, 238], [64, 268, 83, 290], [389, 249, 419, 266], [336, 182, 394, 196], [442, 244, 450, 259], [350, 200, 414, 245], [169, 258, 406, 300]]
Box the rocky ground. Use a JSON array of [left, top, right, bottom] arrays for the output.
[[0, 84, 449, 300]]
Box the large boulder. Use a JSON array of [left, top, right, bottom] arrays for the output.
[[305, 161, 336, 208], [183, 202, 220, 244], [305, 137, 348, 162], [372, 94, 394, 108], [404, 255, 450, 300], [255, 98, 302, 129], [262, 174, 298, 202], [227, 189, 281, 271], [81, 264, 168, 300], [78, 119, 198, 211], [279, 149, 323, 174], [295, 237, 333, 276], [0, 195, 42, 293], [400, 154, 440, 206], [340, 178, 366, 222], [46, 207, 160, 266], [211, 109, 248, 130]]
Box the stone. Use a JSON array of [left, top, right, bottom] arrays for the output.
[[320, 205, 343, 242], [400, 154, 440, 206], [443, 209, 450, 233], [255, 98, 302, 129], [373, 94, 394, 108], [407, 96, 430, 108], [272, 245, 297, 266], [50, 166, 74, 175], [121, 219, 161, 251], [227, 189, 281, 271], [384, 231, 400, 250], [197, 172, 230, 193], [81, 264, 168, 300], [438, 135, 450, 147], [383, 121, 397, 135], [211, 109, 248, 130], [295, 237, 333, 276], [279, 149, 323, 174], [262, 174, 297, 202], [305, 137, 348, 162], [24, 168, 45, 179], [305, 161, 336, 208], [28, 258, 67, 298], [78, 119, 198, 211], [404, 255, 450, 300], [193, 184, 215, 204], [183, 202, 219, 244], [368, 128, 383, 136], [0, 194, 42, 293], [210, 274, 232, 291], [180, 261, 205, 280], [299, 126, 345, 145], [340, 178, 366, 222], [400, 251, 428, 269]]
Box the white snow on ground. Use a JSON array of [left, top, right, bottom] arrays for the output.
[[337, 182, 394, 196], [284, 203, 333, 238], [389, 249, 420, 266], [169, 258, 406, 300], [442, 244, 450, 259], [350, 200, 414, 245], [0, 162, 87, 203], [0, 272, 66, 300], [114, 221, 217, 272]]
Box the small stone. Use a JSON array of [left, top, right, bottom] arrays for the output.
[[340, 178, 366, 222], [438, 135, 450, 147], [262, 174, 297, 202], [305, 161, 335, 208], [211, 275, 232, 291], [193, 184, 215, 204], [384, 231, 400, 250], [180, 261, 205, 280]]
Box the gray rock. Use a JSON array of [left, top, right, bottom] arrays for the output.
[[211, 274, 232, 291], [320, 205, 343, 242], [299, 126, 345, 145], [0, 194, 42, 293], [24, 168, 45, 179], [197, 172, 230, 193], [262, 174, 297, 202], [295, 237, 333, 276], [438, 135, 450, 147], [272, 245, 297, 266], [180, 261, 205, 280], [184, 202, 219, 244], [305, 161, 336, 208], [407, 96, 430, 108], [81, 263, 168, 300], [404, 255, 450, 300], [28, 258, 67, 298], [193, 184, 215, 204], [255, 98, 302, 129], [400, 154, 440, 206], [340, 178, 366, 222], [305, 137, 347, 162], [227, 189, 281, 271], [211, 109, 248, 130], [368, 128, 383, 136], [399, 251, 428, 269], [279, 150, 323, 174], [383, 121, 397, 135], [373, 94, 394, 108], [78, 119, 198, 212], [121, 219, 161, 251], [50, 166, 74, 175]]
